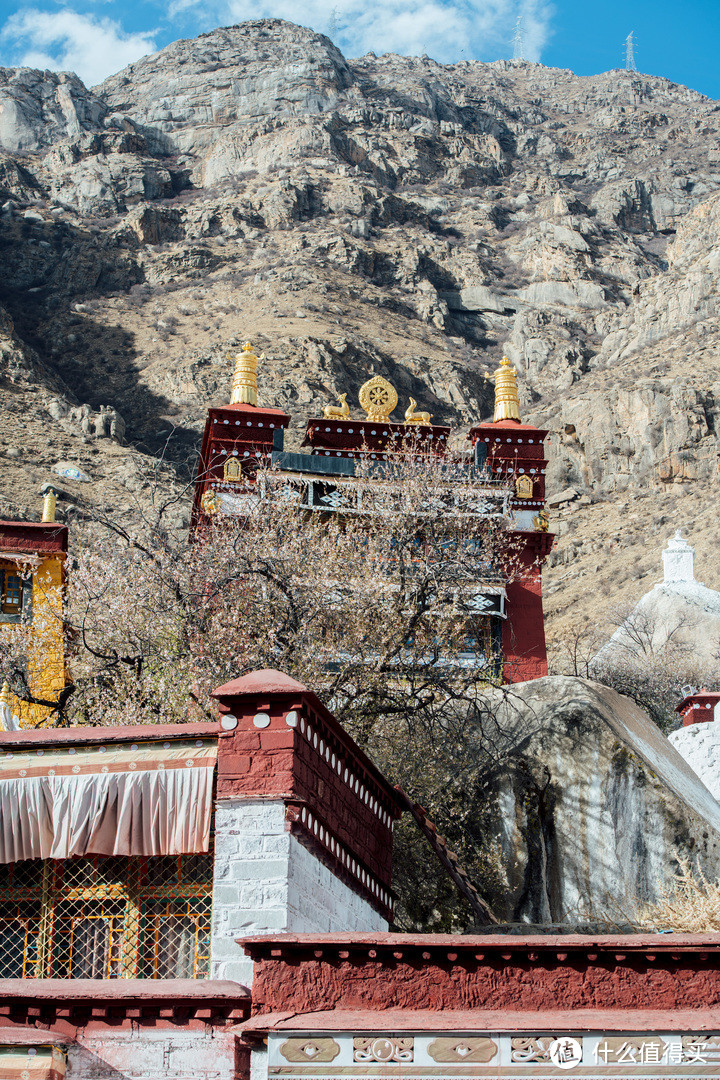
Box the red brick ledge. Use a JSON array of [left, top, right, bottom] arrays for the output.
[[0, 980, 250, 1030], [237, 1007, 720, 1036], [0, 721, 219, 748], [241, 931, 720, 959]]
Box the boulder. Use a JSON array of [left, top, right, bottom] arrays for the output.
[[546, 487, 578, 507], [483, 676, 720, 923]]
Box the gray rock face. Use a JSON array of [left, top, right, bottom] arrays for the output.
[[100, 21, 355, 160], [0, 20, 720, 594], [0, 68, 104, 151], [483, 676, 720, 923]]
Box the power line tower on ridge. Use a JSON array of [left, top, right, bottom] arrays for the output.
[[512, 16, 525, 61], [624, 31, 637, 72]]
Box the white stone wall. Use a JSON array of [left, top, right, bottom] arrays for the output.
[[211, 798, 386, 983], [69, 1029, 235, 1080], [670, 722, 720, 803], [286, 824, 386, 933]]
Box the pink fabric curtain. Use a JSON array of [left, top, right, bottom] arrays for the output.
[[0, 741, 217, 862]]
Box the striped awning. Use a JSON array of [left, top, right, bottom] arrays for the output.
[[0, 1045, 66, 1080], [0, 736, 218, 863]]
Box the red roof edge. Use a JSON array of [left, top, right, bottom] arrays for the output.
[[0, 720, 218, 749], [212, 669, 307, 698], [0, 978, 250, 1002], [240, 931, 720, 955], [236, 1006, 720, 1036]]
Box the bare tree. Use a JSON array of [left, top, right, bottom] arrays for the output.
[[550, 604, 719, 734]]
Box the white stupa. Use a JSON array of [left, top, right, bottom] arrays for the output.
[[593, 531, 720, 669]]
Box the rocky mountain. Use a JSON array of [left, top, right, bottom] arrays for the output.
[[2, 19, 720, 642]]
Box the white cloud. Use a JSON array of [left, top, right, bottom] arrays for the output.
[[171, 0, 552, 63], [1, 9, 157, 86]]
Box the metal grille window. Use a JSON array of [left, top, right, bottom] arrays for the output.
[[0, 849, 213, 979]]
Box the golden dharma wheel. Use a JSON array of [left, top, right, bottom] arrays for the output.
[[358, 376, 398, 422]]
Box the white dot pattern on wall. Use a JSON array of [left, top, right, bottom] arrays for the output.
[[253, 712, 271, 729], [294, 712, 394, 830], [298, 805, 391, 913]]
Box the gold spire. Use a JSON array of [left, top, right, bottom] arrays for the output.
[[0, 682, 10, 709], [229, 343, 259, 406], [493, 356, 521, 423], [42, 488, 57, 523]]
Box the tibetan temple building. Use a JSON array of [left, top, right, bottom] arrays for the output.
[[0, 351, 719, 1078], [191, 346, 553, 682]]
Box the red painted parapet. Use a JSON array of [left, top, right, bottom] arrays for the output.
[[469, 420, 553, 683], [211, 669, 404, 920], [469, 419, 549, 509], [242, 932, 720, 1020], [191, 402, 290, 528], [677, 690, 720, 726], [303, 417, 451, 460], [0, 520, 68, 555]]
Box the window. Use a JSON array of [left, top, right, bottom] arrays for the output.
[[0, 565, 24, 617], [0, 849, 213, 979]]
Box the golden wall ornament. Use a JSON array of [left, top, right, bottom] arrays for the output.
[[353, 1038, 414, 1063], [358, 375, 398, 422], [404, 397, 432, 426], [515, 474, 534, 499], [229, 342, 259, 406], [493, 356, 521, 423], [224, 458, 242, 481], [323, 393, 350, 419], [427, 1038, 498, 1064]]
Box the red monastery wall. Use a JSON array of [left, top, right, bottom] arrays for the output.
[[244, 933, 720, 1018]]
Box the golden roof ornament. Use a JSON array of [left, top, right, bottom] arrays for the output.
[[493, 356, 521, 423], [229, 343, 259, 406], [359, 375, 398, 422], [404, 398, 432, 426], [41, 488, 57, 523], [323, 393, 350, 420]]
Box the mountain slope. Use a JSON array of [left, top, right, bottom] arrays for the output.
[[1, 19, 720, 637]]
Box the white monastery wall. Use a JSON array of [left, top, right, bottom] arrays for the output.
[[670, 723, 720, 803], [68, 1029, 235, 1080], [286, 827, 387, 932], [211, 798, 387, 983]]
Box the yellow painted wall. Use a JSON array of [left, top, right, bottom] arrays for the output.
[[0, 553, 66, 727]]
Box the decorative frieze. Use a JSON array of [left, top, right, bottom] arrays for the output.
[[267, 1031, 720, 1077]]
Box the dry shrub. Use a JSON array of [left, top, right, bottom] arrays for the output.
[[639, 859, 720, 933]]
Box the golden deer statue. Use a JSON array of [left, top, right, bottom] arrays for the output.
[[404, 397, 432, 426], [323, 393, 350, 420]]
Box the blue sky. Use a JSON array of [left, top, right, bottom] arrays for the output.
[[0, 0, 719, 99]]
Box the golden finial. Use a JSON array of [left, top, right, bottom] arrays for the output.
[[0, 682, 10, 708], [493, 356, 521, 423], [229, 343, 259, 406], [358, 376, 398, 422], [41, 487, 57, 523]]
